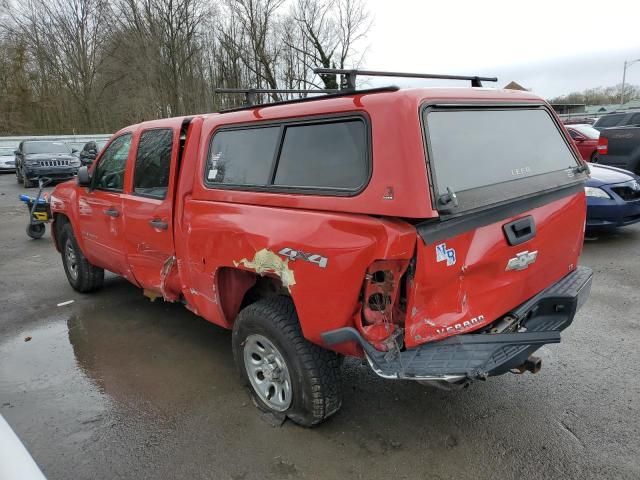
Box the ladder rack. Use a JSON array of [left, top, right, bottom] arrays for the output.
[[313, 68, 498, 89]]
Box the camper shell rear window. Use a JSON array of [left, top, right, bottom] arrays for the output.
[[422, 105, 583, 214]]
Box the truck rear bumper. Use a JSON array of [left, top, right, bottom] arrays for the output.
[[322, 266, 593, 381]]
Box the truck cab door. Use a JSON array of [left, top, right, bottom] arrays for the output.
[[121, 127, 179, 295], [76, 133, 133, 278]]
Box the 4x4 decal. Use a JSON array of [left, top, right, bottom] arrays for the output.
[[279, 247, 328, 268]]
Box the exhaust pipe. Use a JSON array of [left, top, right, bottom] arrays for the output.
[[515, 355, 542, 374]]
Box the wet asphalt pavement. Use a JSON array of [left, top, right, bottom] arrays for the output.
[[0, 173, 639, 480]]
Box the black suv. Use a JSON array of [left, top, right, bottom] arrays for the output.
[[593, 109, 640, 131], [15, 140, 80, 187]]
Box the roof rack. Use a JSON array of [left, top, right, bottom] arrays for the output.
[[313, 68, 498, 89], [215, 88, 339, 106], [215, 86, 399, 113]]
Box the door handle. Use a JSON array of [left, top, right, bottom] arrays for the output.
[[104, 207, 120, 218], [149, 219, 168, 230]]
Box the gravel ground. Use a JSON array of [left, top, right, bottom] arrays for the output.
[[0, 173, 639, 480]]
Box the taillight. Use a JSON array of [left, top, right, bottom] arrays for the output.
[[597, 136, 608, 155], [358, 259, 410, 350]]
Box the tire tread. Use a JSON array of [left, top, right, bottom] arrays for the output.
[[234, 296, 342, 426], [60, 223, 104, 293]]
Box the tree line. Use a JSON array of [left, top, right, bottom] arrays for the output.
[[0, 0, 371, 135], [548, 83, 640, 106]]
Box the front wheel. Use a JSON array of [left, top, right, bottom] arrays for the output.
[[23, 172, 35, 188], [59, 223, 104, 292], [232, 296, 342, 427]]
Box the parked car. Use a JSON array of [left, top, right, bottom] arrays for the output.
[[0, 146, 16, 172], [15, 140, 80, 187], [595, 125, 640, 174], [49, 73, 592, 426], [585, 164, 640, 230], [565, 124, 600, 161], [592, 109, 640, 131]]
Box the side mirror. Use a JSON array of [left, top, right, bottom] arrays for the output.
[[77, 166, 91, 187], [14, 149, 20, 155], [71, 148, 79, 154]]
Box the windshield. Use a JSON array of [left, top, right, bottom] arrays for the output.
[[0, 147, 14, 156], [24, 141, 70, 155], [594, 114, 624, 129], [570, 124, 600, 139], [424, 107, 581, 212]]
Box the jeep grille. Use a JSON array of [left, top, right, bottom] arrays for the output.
[[40, 159, 70, 167]]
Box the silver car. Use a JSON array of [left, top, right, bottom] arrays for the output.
[[0, 146, 16, 172]]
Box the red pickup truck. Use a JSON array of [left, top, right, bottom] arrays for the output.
[[50, 73, 592, 426]]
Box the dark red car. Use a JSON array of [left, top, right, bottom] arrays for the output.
[[566, 124, 600, 161], [49, 70, 592, 426]]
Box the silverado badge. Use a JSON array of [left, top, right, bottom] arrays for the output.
[[506, 250, 538, 271]]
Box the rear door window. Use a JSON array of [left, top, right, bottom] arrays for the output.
[[567, 129, 581, 139], [133, 129, 173, 199], [273, 120, 367, 190], [206, 127, 280, 186], [423, 107, 581, 213]]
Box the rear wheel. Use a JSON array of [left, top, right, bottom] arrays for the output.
[[59, 223, 104, 292], [26, 223, 45, 239], [232, 296, 342, 427]]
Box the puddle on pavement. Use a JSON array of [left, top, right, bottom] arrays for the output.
[[1, 297, 241, 427]]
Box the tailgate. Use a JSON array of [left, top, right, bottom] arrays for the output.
[[405, 187, 586, 348]]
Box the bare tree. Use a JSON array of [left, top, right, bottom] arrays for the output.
[[226, 0, 285, 100], [289, 0, 370, 89], [5, 0, 112, 129], [0, 0, 374, 134], [115, 0, 213, 116]]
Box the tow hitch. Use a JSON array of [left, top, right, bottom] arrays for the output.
[[515, 355, 542, 375]]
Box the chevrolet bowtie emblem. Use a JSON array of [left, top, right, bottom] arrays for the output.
[[506, 250, 538, 271]]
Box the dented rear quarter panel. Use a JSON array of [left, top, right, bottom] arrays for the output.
[[178, 199, 416, 356]]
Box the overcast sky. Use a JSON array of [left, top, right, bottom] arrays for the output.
[[361, 0, 640, 98]]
